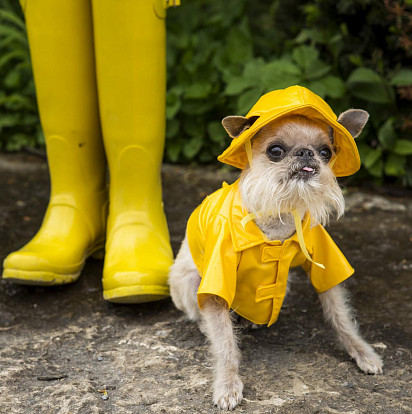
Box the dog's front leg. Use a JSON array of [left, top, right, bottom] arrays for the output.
[[319, 284, 383, 374], [201, 296, 243, 410]]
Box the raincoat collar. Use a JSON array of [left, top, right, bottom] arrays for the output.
[[228, 181, 311, 252]]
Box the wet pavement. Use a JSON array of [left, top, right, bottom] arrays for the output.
[[0, 153, 411, 414]]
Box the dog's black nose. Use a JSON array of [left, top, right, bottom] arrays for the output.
[[295, 148, 314, 158]]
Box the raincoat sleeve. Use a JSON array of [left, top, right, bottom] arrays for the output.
[[196, 217, 239, 310], [302, 224, 354, 293]]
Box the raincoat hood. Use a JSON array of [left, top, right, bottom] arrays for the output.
[[218, 85, 361, 177]]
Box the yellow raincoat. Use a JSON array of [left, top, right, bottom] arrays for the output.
[[187, 86, 359, 326], [187, 181, 354, 326]]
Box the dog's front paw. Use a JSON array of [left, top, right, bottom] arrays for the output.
[[213, 376, 243, 411], [354, 349, 383, 375]]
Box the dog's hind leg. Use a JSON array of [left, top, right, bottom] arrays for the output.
[[169, 234, 202, 322], [319, 284, 383, 374], [201, 296, 243, 411]]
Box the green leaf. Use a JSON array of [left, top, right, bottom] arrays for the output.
[[357, 143, 370, 162], [4, 70, 21, 88], [263, 58, 301, 76], [243, 58, 266, 79], [236, 87, 262, 114], [36, 128, 45, 145], [224, 76, 254, 96], [21, 113, 40, 126], [183, 136, 203, 159], [0, 32, 26, 49], [0, 49, 27, 69], [392, 139, 412, 156], [323, 76, 346, 98], [184, 82, 212, 99], [305, 59, 331, 80], [261, 59, 301, 91], [2, 93, 34, 111], [368, 159, 383, 178], [306, 79, 327, 98], [181, 100, 214, 115], [295, 28, 326, 45], [0, 24, 27, 44], [166, 118, 180, 139], [384, 153, 406, 177], [0, 9, 26, 30], [225, 24, 252, 64], [348, 54, 363, 67], [0, 113, 20, 128], [347, 68, 394, 104], [377, 118, 397, 150], [166, 91, 181, 119], [166, 141, 181, 162], [198, 151, 214, 163], [184, 117, 205, 138], [309, 76, 346, 99], [207, 121, 227, 144], [390, 69, 412, 87], [292, 46, 318, 71], [363, 147, 382, 169], [4, 132, 32, 151]]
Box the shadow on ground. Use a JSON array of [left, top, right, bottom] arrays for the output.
[[0, 154, 411, 413]]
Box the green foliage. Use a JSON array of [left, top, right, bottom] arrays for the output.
[[347, 68, 394, 104], [0, 0, 411, 186], [165, 0, 412, 186], [0, 0, 42, 151], [390, 69, 412, 87], [224, 45, 346, 113], [165, 0, 351, 164]]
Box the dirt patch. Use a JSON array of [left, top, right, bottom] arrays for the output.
[[0, 154, 411, 413]]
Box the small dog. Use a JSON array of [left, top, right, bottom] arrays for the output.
[[169, 88, 383, 410]]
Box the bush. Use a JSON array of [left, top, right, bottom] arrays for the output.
[[0, 0, 42, 151], [0, 0, 411, 185], [166, 0, 412, 186]]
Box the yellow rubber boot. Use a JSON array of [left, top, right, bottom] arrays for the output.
[[2, 0, 107, 285], [92, 0, 173, 303]]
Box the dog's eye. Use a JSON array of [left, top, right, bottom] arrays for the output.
[[267, 145, 285, 161], [319, 147, 332, 161]]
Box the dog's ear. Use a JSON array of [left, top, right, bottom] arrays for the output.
[[221, 116, 259, 138], [337, 109, 369, 138]]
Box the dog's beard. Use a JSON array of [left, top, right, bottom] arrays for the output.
[[239, 156, 345, 227]]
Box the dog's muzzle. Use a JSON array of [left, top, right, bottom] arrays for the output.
[[291, 162, 319, 181]]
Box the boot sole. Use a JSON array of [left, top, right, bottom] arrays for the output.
[[1, 244, 105, 286], [103, 285, 170, 304], [2, 268, 81, 285]]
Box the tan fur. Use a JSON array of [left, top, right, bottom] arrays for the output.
[[168, 234, 201, 322], [169, 113, 382, 411]]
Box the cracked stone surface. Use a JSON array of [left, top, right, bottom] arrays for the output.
[[0, 154, 411, 413]]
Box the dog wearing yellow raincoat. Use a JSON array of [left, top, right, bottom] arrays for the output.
[[169, 86, 383, 411]]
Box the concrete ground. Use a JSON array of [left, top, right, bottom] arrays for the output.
[[0, 153, 411, 414]]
